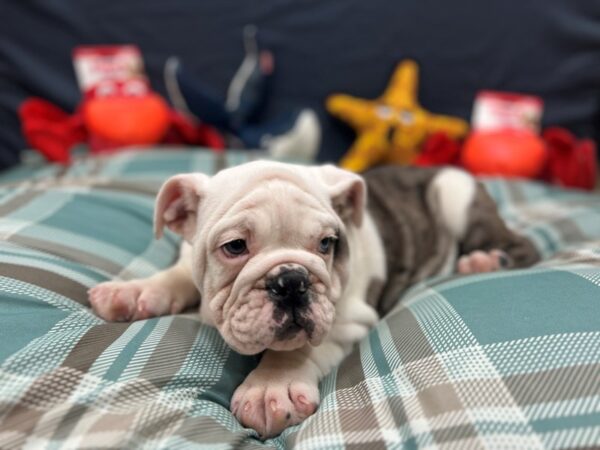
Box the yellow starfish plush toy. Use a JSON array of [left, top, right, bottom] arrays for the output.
[[326, 60, 469, 172]]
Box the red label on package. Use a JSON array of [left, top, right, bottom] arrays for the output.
[[73, 45, 150, 99], [472, 91, 544, 133]]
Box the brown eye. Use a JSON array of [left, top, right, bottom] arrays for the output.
[[222, 239, 248, 257]]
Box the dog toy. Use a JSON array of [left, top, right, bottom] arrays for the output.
[[414, 128, 597, 190], [165, 25, 321, 160], [457, 90, 597, 189], [19, 46, 224, 164], [459, 91, 547, 178], [19, 97, 224, 164], [326, 60, 469, 172]]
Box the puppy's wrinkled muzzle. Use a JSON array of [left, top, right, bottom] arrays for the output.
[[220, 251, 334, 354]]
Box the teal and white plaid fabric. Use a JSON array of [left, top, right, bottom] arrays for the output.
[[0, 149, 598, 449]]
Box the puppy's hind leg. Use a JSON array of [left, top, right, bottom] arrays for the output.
[[457, 184, 540, 274], [89, 243, 200, 321], [427, 168, 539, 275]]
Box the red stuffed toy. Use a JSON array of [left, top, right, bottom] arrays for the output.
[[414, 129, 597, 190], [19, 46, 224, 164], [19, 91, 224, 165]]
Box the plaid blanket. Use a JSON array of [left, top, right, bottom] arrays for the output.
[[0, 150, 598, 449]]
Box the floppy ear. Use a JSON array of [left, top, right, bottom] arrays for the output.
[[154, 173, 209, 241], [314, 165, 366, 227]]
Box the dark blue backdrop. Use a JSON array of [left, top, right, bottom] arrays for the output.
[[1, 0, 600, 169]]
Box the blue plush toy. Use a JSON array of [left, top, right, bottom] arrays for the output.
[[164, 25, 320, 160]]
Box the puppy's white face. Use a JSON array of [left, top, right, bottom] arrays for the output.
[[154, 161, 365, 355]]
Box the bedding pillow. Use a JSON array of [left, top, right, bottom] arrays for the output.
[[0, 150, 598, 449]]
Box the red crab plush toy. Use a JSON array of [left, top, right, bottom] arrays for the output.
[[414, 129, 597, 190], [19, 46, 224, 164], [415, 91, 597, 190]]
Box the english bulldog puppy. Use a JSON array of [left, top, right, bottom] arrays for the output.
[[89, 162, 539, 438]]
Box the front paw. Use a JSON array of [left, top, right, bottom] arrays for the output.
[[231, 368, 319, 439], [89, 280, 175, 321]]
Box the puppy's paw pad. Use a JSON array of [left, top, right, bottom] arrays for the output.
[[457, 249, 510, 274], [231, 376, 319, 439]]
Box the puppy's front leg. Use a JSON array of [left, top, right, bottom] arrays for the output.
[[231, 298, 378, 439], [89, 243, 200, 321], [231, 339, 350, 439]]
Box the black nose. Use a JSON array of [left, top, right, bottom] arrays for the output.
[[267, 269, 310, 304]]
